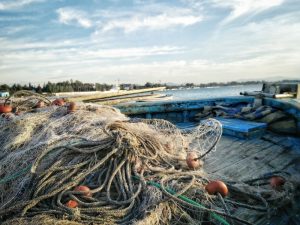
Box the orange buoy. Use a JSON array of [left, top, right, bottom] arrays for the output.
[[52, 98, 65, 106], [36, 101, 45, 108], [65, 200, 78, 208], [205, 180, 228, 197], [270, 176, 285, 189], [186, 152, 201, 169], [68, 102, 77, 113], [74, 185, 92, 197], [0, 104, 12, 113]]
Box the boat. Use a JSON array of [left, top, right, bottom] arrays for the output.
[[116, 83, 300, 224], [0, 84, 299, 224], [135, 94, 173, 102]]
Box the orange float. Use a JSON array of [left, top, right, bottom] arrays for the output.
[[0, 104, 12, 113], [270, 176, 285, 189], [74, 185, 92, 197], [186, 152, 201, 169], [65, 200, 78, 208], [205, 180, 228, 197], [68, 102, 77, 113], [36, 101, 45, 108], [52, 99, 65, 106]]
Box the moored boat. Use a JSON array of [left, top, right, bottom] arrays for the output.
[[116, 83, 300, 224], [0, 86, 299, 225]]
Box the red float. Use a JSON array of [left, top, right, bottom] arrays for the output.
[[205, 180, 228, 197], [74, 185, 92, 197]]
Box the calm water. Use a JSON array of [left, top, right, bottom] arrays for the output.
[[157, 84, 262, 100]]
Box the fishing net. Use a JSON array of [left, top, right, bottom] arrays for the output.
[[2, 90, 52, 113], [0, 92, 297, 225], [0, 102, 127, 211]]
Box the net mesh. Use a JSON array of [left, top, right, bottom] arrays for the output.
[[0, 93, 297, 225]]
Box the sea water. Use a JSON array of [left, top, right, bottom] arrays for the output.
[[157, 84, 262, 100]]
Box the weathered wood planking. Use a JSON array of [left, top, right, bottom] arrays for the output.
[[203, 132, 300, 225], [205, 137, 275, 178], [200, 128, 300, 181]]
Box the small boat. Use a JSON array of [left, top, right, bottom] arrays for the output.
[[116, 83, 300, 224], [136, 94, 173, 102]]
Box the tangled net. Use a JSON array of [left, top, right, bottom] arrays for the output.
[[2, 90, 52, 113], [0, 94, 297, 225]]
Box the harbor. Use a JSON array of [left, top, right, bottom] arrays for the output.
[[1, 0, 300, 224]]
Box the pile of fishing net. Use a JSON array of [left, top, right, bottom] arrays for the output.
[[0, 94, 297, 225]]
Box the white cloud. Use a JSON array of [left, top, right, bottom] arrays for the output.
[[0, 37, 183, 66], [0, 0, 45, 10], [2, 25, 34, 35], [1, 10, 300, 84], [92, 4, 204, 33], [211, 11, 300, 60], [0, 38, 89, 51], [1, 42, 299, 84], [102, 14, 202, 33], [1, 1, 299, 84], [181, 0, 204, 10], [5, 53, 298, 84], [212, 0, 285, 24], [80, 46, 183, 58], [57, 8, 92, 28]]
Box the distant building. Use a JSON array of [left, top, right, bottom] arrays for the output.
[[111, 84, 120, 92], [121, 84, 134, 90], [0, 91, 9, 97]]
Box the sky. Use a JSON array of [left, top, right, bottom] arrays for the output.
[[0, 0, 299, 85]]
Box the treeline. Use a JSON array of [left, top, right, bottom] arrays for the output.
[[43, 81, 113, 93], [0, 81, 113, 94], [0, 80, 165, 94], [192, 81, 262, 88]]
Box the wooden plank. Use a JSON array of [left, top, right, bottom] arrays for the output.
[[204, 141, 248, 171], [268, 151, 300, 169], [281, 157, 300, 171], [236, 146, 284, 179], [261, 135, 294, 149], [204, 138, 244, 165], [206, 139, 274, 174], [216, 118, 267, 139], [208, 140, 281, 180], [201, 133, 299, 224], [252, 145, 284, 169], [217, 118, 267, 132]]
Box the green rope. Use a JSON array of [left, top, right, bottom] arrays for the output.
[[133, 176, 230, 225], [0, 164, 32, 184]]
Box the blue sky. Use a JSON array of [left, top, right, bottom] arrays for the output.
[[0, 0, 299, 84]]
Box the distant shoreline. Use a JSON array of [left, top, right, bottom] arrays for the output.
[[165, 80, 299, 89], [1, 79, 299, 94]]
